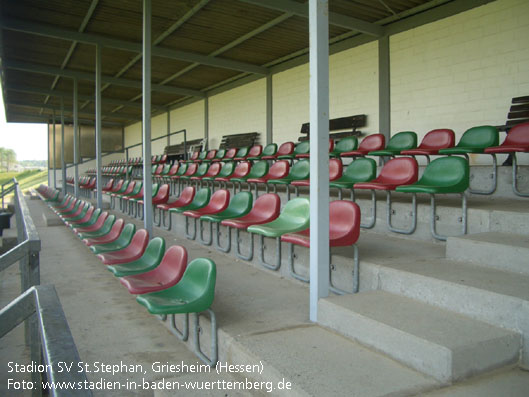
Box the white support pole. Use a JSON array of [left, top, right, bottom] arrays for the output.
[[142, 0, 153, 237], [53, 109, 57, 189], [73, 78, 80, 198], [95, 44, 103, 209], [167, 108, 171, 146], [266, 74, 273, 145], [204, 96, 209, 150], [60, 97, 67, 195], [309, 0, 330, 322]]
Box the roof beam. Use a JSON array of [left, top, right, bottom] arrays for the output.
[[7, 100, 129, 120], [6, 111, 125, 127], [0, 17, 269, 75], [3, 60, 205, 98], [6, 83, 153, 110], [238, 0, 383, 37]]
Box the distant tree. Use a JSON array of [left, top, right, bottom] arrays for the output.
[[5, 149, 17, 172], [0, 148, 4, 171]]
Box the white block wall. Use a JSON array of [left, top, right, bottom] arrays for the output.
[[121, 0, 529, 165]]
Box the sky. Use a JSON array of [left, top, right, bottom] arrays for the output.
[[0, 87, 48, 161]]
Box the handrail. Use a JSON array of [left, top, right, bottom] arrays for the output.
[[1, 178, 17, 208], [0, 285, 92, 396]]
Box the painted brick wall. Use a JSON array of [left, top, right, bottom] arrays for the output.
[[390, 0, 529, 163]]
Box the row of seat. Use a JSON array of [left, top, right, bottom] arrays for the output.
[[86, 165, 133, 178], [35, 184, 218, 366], [109, 154, 168, 167]]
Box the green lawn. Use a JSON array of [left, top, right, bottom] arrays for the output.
[[1, 170, 49, 207]]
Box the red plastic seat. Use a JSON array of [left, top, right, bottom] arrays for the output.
[[180, 163, 198, 178], [114, 181, 136, 198], [296, 139, 334, 159], [182, 189, 230, 218], [221, 193, 281, 230], [354, 157, 418, 190], [215, 161, 250, 182], [484, 122, 529, 154], [82, 218, 125, 246], [166, 164, 179, 178], [291, 158, 343, 187], [66, 206, 95, 227], [192, 162, 221, 180], [204, 150, 217, 162], [96, 229, 149, 265], [138, 184, 169, 206], [401, 129, 455, 158], [119, 246, 188, 294], [235, 145, 262, 161], [107, 179, 124, 194], [157, 186, 195, 211], [341, 134, 385, 157], [282, 200, 360, 247], [101, 178, 115, 193], [73, 212, 109, 234], [153, 164, 164, 176], [262, 142, 294, 160]]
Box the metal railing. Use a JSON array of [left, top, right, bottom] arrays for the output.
[[1, 178, 17, 208], [0, 180, 91, 396]]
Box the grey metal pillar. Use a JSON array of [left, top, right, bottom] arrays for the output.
[[73, 78, 80, 198], [142, 0, 153, 237], [167, 108, 171, 146], [308, 0, 330, 322], [47, 122, 51, 186], [379, 36, 391, 141], [204, 96, 209, 150], [95, 44, 103, 208], [60, 97, 66, 195], [266, 74, 273, 145], [52, 110, 56, 189]]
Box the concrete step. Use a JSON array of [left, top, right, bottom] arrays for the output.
[[318, 290, 521, 384], [447, 232, 529, 275]]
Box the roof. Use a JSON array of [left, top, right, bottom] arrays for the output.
[[0, 0, 495, 127]]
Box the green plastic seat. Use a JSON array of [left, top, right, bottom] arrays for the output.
[[90, 223, 137, 254], [278, 141, 310, 160], [77, 215, 116, 240], [228, 147, 249, 161], [267, 159, 310, 199], [64, 203, 91, 222], [210, 149, 226, 162], [248, 198, 310, 237], [439, 126, 499, 155], [169, 187, 211, 214], [69, 208, 102, 229], [190, 163, 209, 180], [173, 163, 188, 178], [369, 131, 417, 156], [330, 136, 358, 157], [330, 158, 377, 199], [248, 143, 277, 161], [196, 151, 207, 162], [136, 257, 218, 365], [107, 237, 165, 277]]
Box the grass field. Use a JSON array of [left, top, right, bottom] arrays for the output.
[[1, 170, 48, 208]]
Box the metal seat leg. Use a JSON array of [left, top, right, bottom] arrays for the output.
[[215, 224, 231, 253], [194, 310, 217, 367], [360, 190, 376, 229], [430, 193, 467, 241], [199, 220, 213, 246], [235, 229, 254, 261], [185, 217, 198, 240], [387, 191, 417, 234], [512, 153, 529, 197], [257, 235, 281, 270], [170, 313, 189, 341]]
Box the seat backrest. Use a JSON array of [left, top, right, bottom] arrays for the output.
[[289, 159, 310, 180], [329, 158, 343, 181], [343, 158, 377, 183], [160, 164, 170, 175], [418, 156, 469, 191], [205, 162, 221, 177], [205, 189, 230, 211], [130, 182, 143, 196], [335, 136, 358, 152], [153, 245, 187, 284], [167, 164, 178, 176], [268, 160, 290, 179], [248, 145, 263, 157], [457, 125, 499, 148], [377, 157, 418, 185], [206, 150, 217, 160], [504, 121, 529, 146], [192, 187, 211, 207], [121, 181, 136, 195], [151, 183, 160, 197], [358, 134, 385, 152], [151, 164, 157, 174], [218, 162, 235, 178], [184, 163, 198, 176], [277, 142, 295, 156], [190, 151, 200, 161], [232, 161, 251, 178], [195, 163, 209, 176], [128, 229, 149, 253], [106, 218, 125, 239], [419, 129, 455, 150], [250, 193, 281, 221], [155, 184, 170, 200], [329, 200, 361, 246], [294, 140, 310, 155], [178, 186, 196, 204], [215, 148, 226, 159], [198, 151, 207, 161], [176, 163, 188, 176], [279, 198, 310, 227], [386, 131, 417, 151], [226, 191, 253, 215], [224, 148, 237, 159], [262, 143, 278, 157], [246, 160, 269, 179], [177, 258, 216, 312], [235, 147, 249, 158], [154, 164, 163, 175], [115, 223, 137, 246]]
